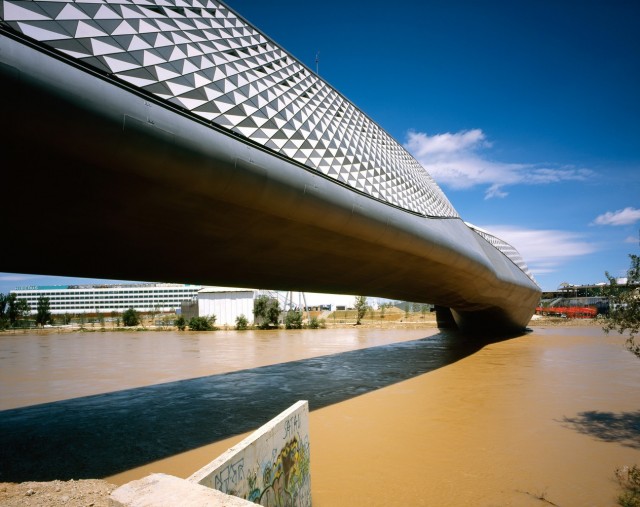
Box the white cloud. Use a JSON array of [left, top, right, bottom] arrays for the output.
[[592, 207, 640, 226], [404, 129, 489, 156], [625, 235, 639, 244], [404, 129, 593, 199], [481, 225, 598, 277]]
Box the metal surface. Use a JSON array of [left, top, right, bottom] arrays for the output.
[[0, 4, 540, 333]]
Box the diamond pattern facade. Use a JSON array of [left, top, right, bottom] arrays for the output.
[[466, 224, 535, 282], [1, 0, 457, 218], [1, 0, 534, 278]]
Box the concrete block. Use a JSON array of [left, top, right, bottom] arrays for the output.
[[109, 473, 255, 507]]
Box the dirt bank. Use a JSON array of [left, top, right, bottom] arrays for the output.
[[0, 480, 116, 507]]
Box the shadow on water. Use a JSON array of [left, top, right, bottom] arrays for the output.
[[0, 330, 506, 481], [561, 410, 640, 449]]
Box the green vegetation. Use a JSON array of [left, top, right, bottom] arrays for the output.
[[35, 296, 52, 328], [175, 315, 186, 331], [307, 316, 321, 329], [122, 307, 140, 327], [616, 465, 640, 507], [284, 310, 303, 329], [603, 254, 640, 358], [253, 295, 281, 329], [354, 295, 368, 325], [0, 293, 30, 329], [235, 314, 249, 330], [188, 315, 216, 331]]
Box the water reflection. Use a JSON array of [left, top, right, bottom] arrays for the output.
[[0, 330, 490, 482]]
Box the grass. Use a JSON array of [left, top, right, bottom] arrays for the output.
[[617, 465, 640, 507]]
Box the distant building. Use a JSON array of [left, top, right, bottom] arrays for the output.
[[11, 282, 344, 324], [11, 283, 203, 314]]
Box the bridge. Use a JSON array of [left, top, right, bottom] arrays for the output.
[[0, 0, 540, 333]]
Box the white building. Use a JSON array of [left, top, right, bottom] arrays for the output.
[[182, 287, 257, 326], [11, 283, 203, 314]]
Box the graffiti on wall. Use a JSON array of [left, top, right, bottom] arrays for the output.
[[213, 457, 245, 494], [190, 400, 311, 507], [247, 435, 310, 506]]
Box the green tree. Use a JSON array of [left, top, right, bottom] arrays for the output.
[[122, 307, 140, 327], [354, 295, 368, 325], [253, 295, 280, 329], [2, 294, 30, 328], [35, 296, 53, 328], [284, 310, 302, 329], [0, 293, 9, 330], [175, 315, 186, 331], [188, 315, 216, 331], [235, 314, 249, 330], [603, 254, 640, 358]]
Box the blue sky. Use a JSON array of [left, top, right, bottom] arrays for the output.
[[1, 0, 639, 294]]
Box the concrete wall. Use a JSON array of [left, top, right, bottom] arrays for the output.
[[110, 401, 311, 507], [197, 290, 256, 326], [189, 400, 311, 506]]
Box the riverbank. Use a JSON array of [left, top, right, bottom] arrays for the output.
[[0, 312, 602, 335]]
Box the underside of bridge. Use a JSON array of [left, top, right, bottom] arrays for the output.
[[0, 0, 540, 334]]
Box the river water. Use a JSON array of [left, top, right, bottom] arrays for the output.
[[1, 326, 639, 506]]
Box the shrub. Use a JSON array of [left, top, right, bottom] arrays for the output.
[[307, 317, 325, 329], [617, 465, 640, 507], [175, 315, 186, 331], [188, 315, 216, 331], [235, 314, 249, 330], [284, 310, 303, 329], [122, 308, 140, 327]]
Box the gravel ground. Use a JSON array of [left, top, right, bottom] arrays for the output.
[[0, 480, 117, 507]]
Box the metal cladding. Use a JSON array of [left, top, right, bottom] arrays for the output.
[[0, 0, 457, 218], [0, 0, 541, 333]]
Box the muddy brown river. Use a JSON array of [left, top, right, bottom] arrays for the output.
[[1, 326, 639, 506]]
